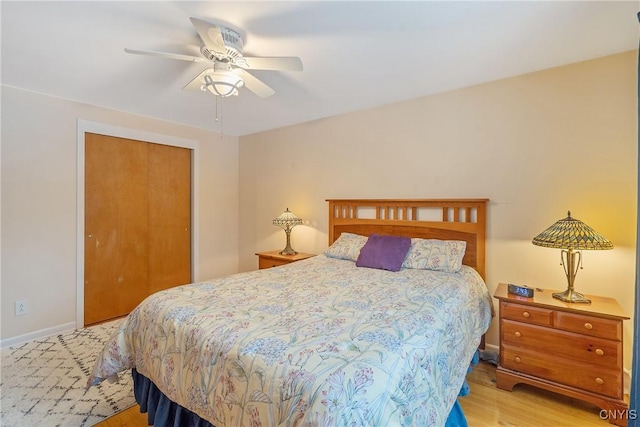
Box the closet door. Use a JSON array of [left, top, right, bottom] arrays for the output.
[[147, 142, 192, 294], [84, 133, 191, 325]]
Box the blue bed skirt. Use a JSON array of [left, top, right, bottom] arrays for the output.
[[132, 351, 478, 427], [132, 367, 212, 427]]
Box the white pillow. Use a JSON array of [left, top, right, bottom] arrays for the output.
[[401, 238, 467, 272], [324, 232, 368, 261]]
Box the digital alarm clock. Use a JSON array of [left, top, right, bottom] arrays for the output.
[[507, 283, 535, 298]]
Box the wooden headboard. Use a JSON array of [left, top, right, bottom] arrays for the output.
[[327, 199, 488, 279]]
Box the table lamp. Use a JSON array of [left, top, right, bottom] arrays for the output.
[[273, 208, 303, 255], [532, 211, 613, 303]]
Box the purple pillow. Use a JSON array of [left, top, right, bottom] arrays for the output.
[[356, 234, 411, 272]]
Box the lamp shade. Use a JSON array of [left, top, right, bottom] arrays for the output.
[[273, 208, 302, 230], [532, 211, 613, 251]]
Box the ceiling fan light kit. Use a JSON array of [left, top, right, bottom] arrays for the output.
[[125, 17, 303, 99], [203, 72, 244, 97]]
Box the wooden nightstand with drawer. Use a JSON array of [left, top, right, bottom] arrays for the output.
[[256, 250, 315, 270], [494, 282, 629, 426]]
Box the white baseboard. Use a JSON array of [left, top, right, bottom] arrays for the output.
[[624, 368, 632, 396], [1, 322, 77, 349], [483, 343, 499, 354]]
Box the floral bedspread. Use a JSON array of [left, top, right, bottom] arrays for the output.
[[88, 255, 493, 427]]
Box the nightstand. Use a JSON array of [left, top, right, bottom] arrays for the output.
[[255, 250, 315, 270], [494, 282, 629, 426]]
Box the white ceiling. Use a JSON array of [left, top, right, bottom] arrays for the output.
[[2, 1, 638, 137]]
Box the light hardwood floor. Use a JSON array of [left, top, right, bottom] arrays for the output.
[[96, 362, 613, 426], [460, 361, 612, 426]]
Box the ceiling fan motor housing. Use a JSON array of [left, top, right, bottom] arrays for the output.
[[200, 26, 244, 61]]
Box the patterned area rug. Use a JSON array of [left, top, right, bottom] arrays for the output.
[[1, 320, 135, 427]]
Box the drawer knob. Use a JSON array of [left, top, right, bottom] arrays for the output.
[[514, 356, 522, 363], [584, 322, 593, 330], [522, 311, 530, 318], [595, 348, 604, 356], [514, 331, 522, 338], [595, 377, 604, 385]]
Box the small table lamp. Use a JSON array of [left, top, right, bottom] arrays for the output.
[[273, 208, 303, 255], [532, 211, 613, 303]]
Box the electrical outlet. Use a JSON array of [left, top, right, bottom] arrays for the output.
[[15, 300, 28, 316]]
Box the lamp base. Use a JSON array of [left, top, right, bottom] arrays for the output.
[[279, 229, 297, 256], [552, 288, 591, 304]]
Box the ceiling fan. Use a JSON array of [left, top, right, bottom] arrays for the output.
[[125, 17, 303, 98]]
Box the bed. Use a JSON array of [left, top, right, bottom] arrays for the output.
[[88, 198, 493, 427]]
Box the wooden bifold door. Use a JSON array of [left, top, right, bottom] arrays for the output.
[[84, 133, 192, 325]]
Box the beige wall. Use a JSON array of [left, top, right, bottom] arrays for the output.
[[1, 86, 240, 341], [239, 51, 638, 370]]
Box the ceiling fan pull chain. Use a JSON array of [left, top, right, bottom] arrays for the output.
[[220, 100, 224, 139], [214, 96, 224, 139]]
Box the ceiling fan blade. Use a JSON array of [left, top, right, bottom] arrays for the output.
[[182, 69, 210, 91], [124, 48, 205, 63], [237, 70, 275, 98], [237, 56, 303, 71], [190, 17, 226, 57]]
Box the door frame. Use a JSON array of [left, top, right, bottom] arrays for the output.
[[76, 119, 200, 328]]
